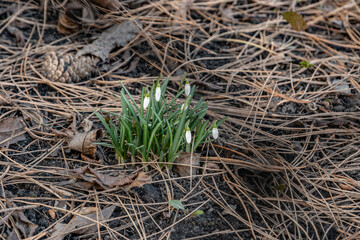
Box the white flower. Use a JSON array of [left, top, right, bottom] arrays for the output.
[[155, 84, 161, 102], [184, 80, 191, 96], [181, 103, 188, 111], [143, 94, 150, 109], [185, 127, 191, 144], [212, 126, 219, 139]]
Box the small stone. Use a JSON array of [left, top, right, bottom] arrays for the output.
[[332, 79, 351, 94]]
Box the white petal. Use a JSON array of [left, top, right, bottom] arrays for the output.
[[155, 87, 161, 102], [212, 127, 219, 139], [143, 96, 150, 109], [181, 103, 188, 111], [185, 83, 191, 96], [185, 130, 192, 144]]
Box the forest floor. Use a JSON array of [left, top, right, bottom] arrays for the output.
[[0, 0, 360, 239]]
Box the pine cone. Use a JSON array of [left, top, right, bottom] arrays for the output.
[[42, 51, 98, 83]]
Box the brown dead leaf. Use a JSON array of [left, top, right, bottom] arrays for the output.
[[282, 11, 307, 31], [68, 130, 102, 157], [77, 20, 141, 61], [67, 166, 151, 190], [53, 116, 103, 158], [79, 118, 93, 132], [49, 209, 56, 220], [0, 203, 38, 239], [173, 152, 200, 177], [57, 11, 82, 34], [54, 200, 68, 214], [0, 117, 26, 147], [123, 171, 152, 191], [49, 205, 115, 240]]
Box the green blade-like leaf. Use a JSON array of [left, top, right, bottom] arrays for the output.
[[168, 200, 185, 210]]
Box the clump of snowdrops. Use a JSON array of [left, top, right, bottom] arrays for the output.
[[95, 74, 226, 166]]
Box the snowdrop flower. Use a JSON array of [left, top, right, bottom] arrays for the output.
[[181, 103, 188, 111], [143, 93, 150, 109], [155, 84, 161, 102], [212, 125, 219, 139], [184, 80, 191, 96], [185, 127, 192, 144]]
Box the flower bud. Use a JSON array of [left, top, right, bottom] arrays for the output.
[[143, 94, 150, 109], [155, 84, 161, 102], [181, 103, 188, 111], [185, 127, 191, 144], [212, 126, 219, 139], [184, 80, 191, 96]]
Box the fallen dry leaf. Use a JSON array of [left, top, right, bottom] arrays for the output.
[[49, 209, 56, 220], [123, 171, 152, 191], [79, 118, 93, 133], [53, 116, 103, 157], [282, 11, 307, 31], [77, 20, 141, 61], [57, 11, 82, 34], [173, 152, 200, 177], [54, 200, 68, 214], [67, 130, 102, 157], [67, 166, 151, 190], [0, 200, 38, 239], [49, 205, 115, 240], [0, 117, 26, 147]]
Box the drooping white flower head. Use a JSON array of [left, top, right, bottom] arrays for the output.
[[212, 125, 219, 139], [181, 103, 188, 111], [155, 84, 161, 102], [143, 93, 150, 109], [184, 80, 191, 96], [185, 127, 191, 144]]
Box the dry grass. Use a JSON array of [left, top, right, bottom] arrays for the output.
[[1, 0, 360, 239]]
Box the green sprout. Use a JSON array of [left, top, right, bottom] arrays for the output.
[[168, 199, 204, 218], [299, 61, 314, 68], [273, 184, 287, 194], [191, 210, 204, 218], [168, 200, 185, 211], [95, 74, 227, 166]]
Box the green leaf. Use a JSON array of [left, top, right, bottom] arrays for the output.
[[282, 11, 307, 31], [299, 61, 313, 68], [168, 200, 185, 210], [273, 184, 286, 194], [191, 210, 204, 217]]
